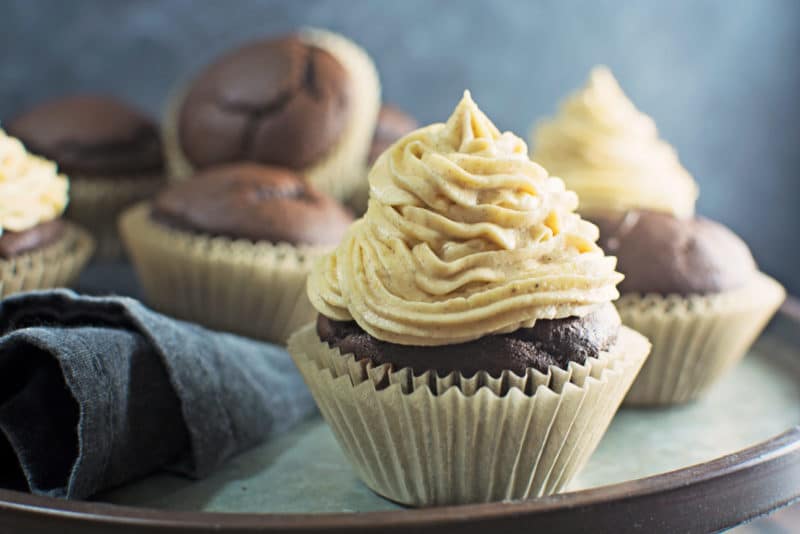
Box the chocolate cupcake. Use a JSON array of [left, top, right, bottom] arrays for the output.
[[0, 130, 94, 296], [347, 104, 418, 216], [163, 28, 380, 203], [531, 67, 785, 405], [6, 95, 165, 260], [119, 162, 353, 343], [288, 93, 651, 506]]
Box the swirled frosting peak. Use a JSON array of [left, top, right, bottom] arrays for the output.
[[532, 66, 698, 219], [308, 91, 622, 346], [0, 129, 68, 235]]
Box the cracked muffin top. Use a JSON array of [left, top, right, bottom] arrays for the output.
[[177, 34, 353, 171]]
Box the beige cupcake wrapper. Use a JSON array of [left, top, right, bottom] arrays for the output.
[[619, 272, 785, 406], [119, 203, 331, 344], [288, 323, 650, 506], [0, 222, 95, 298], [162, 28, 381, 203], [67, 172, 165, 261]]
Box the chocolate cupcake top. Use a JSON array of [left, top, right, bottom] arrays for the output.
[[308, 92, 622, 346], [178, 34, 352, 171], [151, 163, 353, 246], [369, 104, 418, 164], [0, 219, 65, 259], [0, 129, 68, 237], [594, 210, 757, 295], [318, 302, 621, 376], [6, 95, 163, 176], [532, 67, 698, 219]]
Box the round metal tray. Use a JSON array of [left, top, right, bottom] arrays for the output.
[[0, 266, 797, 533]]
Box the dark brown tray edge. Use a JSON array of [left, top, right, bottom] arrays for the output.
[[1, 299, 799, 534], [1, 427, 798, 533]]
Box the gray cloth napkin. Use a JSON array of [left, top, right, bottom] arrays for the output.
[[0, 289, 315, 499]]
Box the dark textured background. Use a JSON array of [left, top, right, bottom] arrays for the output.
[[1, 0, 799, 293]]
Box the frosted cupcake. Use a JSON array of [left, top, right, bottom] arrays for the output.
[[0, 129, 93, 296], [531, 67, 785, 405], [163, 29, 380, 203], [6, 95, 165, 261], [289, 92, 651, 506]]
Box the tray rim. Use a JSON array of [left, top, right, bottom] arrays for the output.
[[2, 298, 800, 533]]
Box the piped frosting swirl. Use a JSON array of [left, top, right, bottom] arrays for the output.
[[0, 129, 69, 236], [532, 67, 698, 219], [307, 92, 622, 346]]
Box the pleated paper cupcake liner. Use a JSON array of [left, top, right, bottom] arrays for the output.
[[162, 28, 381, 203], [119, 203, 331, 344], [67, 173, 165, 261], [0, 222, 95, 298], [287, 323, 650, 506], [619, 272, 785, 406]]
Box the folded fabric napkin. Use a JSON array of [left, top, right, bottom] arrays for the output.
[[0, 289, 315, 499]]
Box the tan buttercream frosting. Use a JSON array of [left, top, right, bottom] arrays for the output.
[[532, 66, 698, 219], [307, 92, 622, 346], [0, 129, 69, 235]]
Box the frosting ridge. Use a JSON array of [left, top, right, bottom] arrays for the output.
[[532, 66, 698, 218], [0, 129, 69, 236], [308, 92, 622, 346]]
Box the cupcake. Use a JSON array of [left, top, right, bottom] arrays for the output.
[[6, 95, 165, 261], [163, 29, 380, 204], [0, 129, 94, 296], [288, 92, 651, 506], [119, 162, 353, 343], [531, 67, 785, 405], [347, 104, 419, 216]]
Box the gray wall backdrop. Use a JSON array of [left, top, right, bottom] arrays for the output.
[[2, 0, 799, 293]]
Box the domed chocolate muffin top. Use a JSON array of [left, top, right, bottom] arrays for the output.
[[178, 35, 352, 171], [151, 163, 353, 246], [6, 95, 163, 176], [593, 210, 756, 296]]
